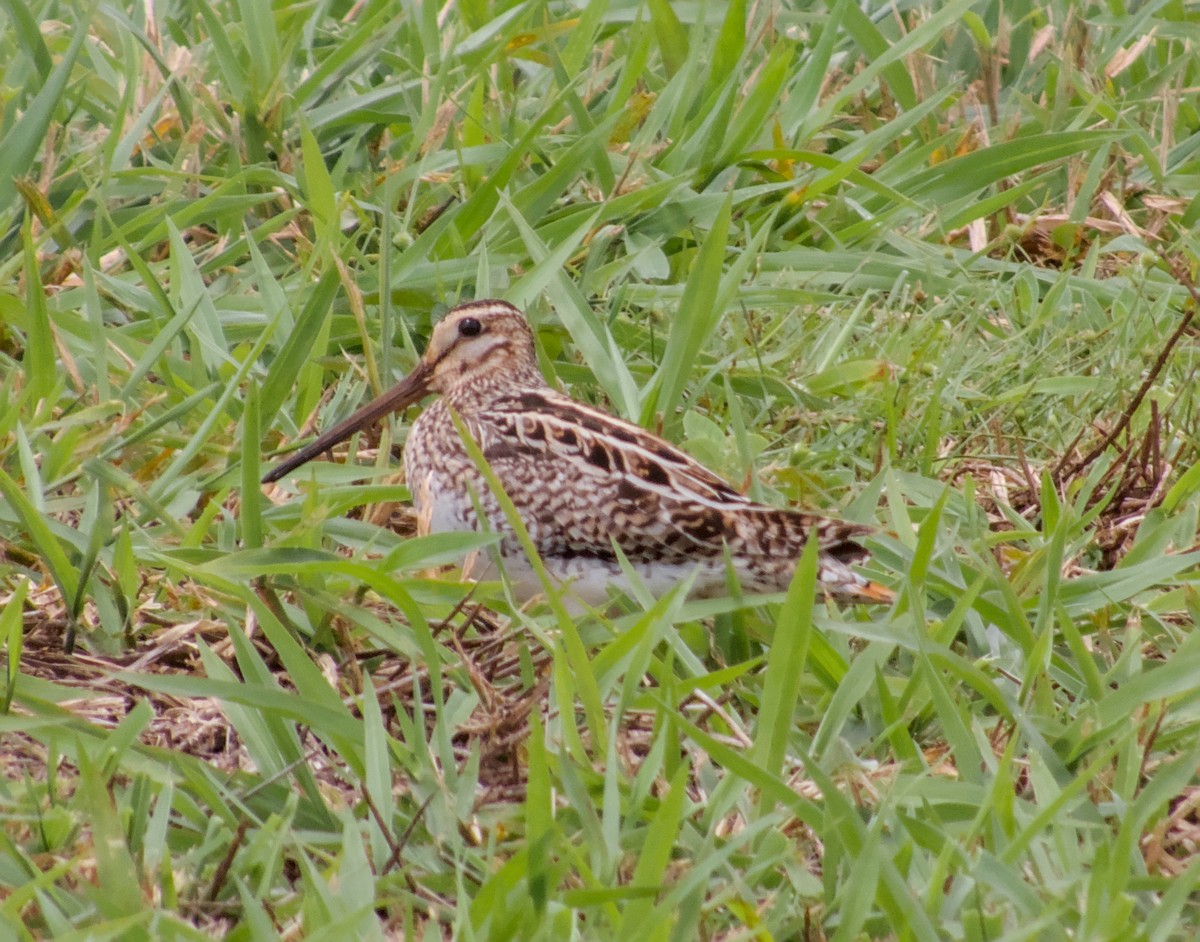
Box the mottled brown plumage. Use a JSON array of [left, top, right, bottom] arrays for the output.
[[264, 300, 892, 606]]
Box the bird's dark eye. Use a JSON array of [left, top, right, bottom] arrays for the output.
[[458, 317, 482, 337]]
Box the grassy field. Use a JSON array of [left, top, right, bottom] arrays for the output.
[[3, 0, 1200, 938]]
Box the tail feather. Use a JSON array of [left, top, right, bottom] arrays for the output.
[[818, 555, 895, 604]]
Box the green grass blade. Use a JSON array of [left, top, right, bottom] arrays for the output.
[[752, 535, 817, 812], [641, 194, 731, 428], [0, 465, 80, 623], [0, 14, 86, 212]]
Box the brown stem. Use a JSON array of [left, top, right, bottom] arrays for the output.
[[1056, 249, 1198, 480]]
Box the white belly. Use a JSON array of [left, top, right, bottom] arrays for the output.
[[461, 550, 725, 610], [406, 447, 737, 609]]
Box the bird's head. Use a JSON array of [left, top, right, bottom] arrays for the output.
[[262, 299, 540, 483], [420, 300, 540, 396]]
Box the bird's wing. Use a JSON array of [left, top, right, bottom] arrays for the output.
[[469, 389, 868, 565]]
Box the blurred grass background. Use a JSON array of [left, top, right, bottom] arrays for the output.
[[2, 0, 1200, 938]]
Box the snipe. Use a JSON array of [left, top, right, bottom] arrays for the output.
[[263, 300, 893, 606]]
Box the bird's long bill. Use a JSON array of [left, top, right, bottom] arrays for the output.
[[261, 362, 433, 484]]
